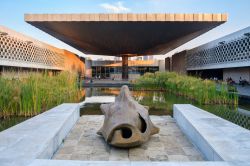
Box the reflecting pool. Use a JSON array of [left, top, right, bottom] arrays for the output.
[[81, 87, 250, 130], [1, 87, 250, 132]]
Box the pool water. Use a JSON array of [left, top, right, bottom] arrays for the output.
[[1, 87, 250, 132], [0, 116, 29, 132], [80, 88, 191, 116], [81, 87, 250, 130]]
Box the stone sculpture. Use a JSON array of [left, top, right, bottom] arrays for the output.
[[97, 85, 159, 148]]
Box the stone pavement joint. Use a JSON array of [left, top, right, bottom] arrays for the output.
[[53, 115, 204, 161]]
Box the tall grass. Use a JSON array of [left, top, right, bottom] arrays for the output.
[[133, 72, 238, 105], [0, 71, 81, 118]]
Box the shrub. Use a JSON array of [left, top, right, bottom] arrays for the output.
[[133, 72, 238, 105]]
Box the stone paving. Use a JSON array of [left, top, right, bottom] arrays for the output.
[[53, 115, 204, 161]]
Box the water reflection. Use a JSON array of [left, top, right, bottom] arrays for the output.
[[81, 87, 250, 130], [0, 117, 29, 132], [1, 87, 249, 132]]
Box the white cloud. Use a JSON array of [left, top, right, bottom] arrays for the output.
[[100, 1, 130, 13]]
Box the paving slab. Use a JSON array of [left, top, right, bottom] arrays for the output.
[[25, 159, 250, 166], [53, 115, 204, 161]]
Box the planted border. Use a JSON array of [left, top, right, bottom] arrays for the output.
[[0, 71, 81, 118], [133, 72, 238, 105]]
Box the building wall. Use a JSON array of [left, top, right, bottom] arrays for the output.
[[223, 68, 250, 83], [0, 25, 85, 74], [186, 26, 250, 71], [165, 57, 171, 71], [158, 60, 165, 72], [171, 51, 187, 74], [85, 59, 92, 78], [62, 50, 85, 75]]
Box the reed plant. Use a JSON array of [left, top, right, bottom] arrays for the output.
[[133, 72, 238, 105], [0, 71, 81, 118]]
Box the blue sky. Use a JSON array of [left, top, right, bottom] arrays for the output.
[[1, 0, 250, 59]]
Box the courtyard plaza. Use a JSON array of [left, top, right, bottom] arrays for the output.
[[0, 4, 250, 165], [54, 115, 204, 161]]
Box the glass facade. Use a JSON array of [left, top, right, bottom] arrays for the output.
[[92, 66, 159, 78]]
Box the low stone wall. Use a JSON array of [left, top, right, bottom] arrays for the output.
[[174, 104, 250, 161], [7, 159, 250, 166], [1, 103, 250, 166], [0, 103, 80, 165]]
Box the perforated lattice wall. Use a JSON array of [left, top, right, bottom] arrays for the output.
[[0, 35, 64, 69], [186, 35, 250, 69]]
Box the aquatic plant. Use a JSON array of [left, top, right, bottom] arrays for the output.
[[0, 71, 81, 118], [133, 72, 238, 105]]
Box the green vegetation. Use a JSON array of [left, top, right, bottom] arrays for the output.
[[0, 72, 81, 118], [133, 72, 238, 105]]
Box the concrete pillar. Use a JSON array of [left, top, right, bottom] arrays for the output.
[[85, 59, 92, 78], [159, 60, 165, 72], [165, 57, 171, 71], [122, 56, 128, 79]]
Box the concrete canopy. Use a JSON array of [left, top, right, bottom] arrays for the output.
[[25, 13, 227, 56]]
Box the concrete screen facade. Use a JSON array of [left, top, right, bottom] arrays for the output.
[[186, 27, 250, 71], [186, 26, 250, 83], [0, 25, 85, 75]]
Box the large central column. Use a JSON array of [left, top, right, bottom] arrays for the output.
[[122, 56, 128, 80]]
